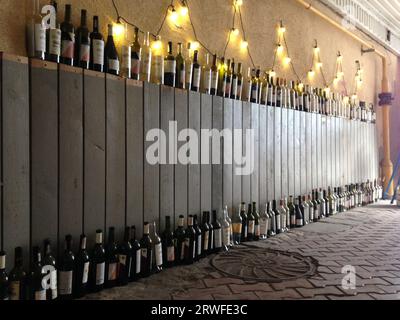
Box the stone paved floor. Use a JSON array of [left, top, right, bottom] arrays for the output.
[[85, 201, 400, 300]]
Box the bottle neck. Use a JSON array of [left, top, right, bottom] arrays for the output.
[[65, 238, 72, 251], [124, 228, 130, 242], [144, 32, 150, 46], [108, 25, 114, 38], [108, 229, 115, 243], [143, 223, 150, 235], [96, 232, 103, 244], [0, 254, 5, 270], [178, 217, 185, 228], [131, 227, 137, 241], [165, 217, 171, 230], [93, 17, 99, 32], [168, 42, 173, 55], [80, 236, 87, 250], [188, 216, 194, 227], [44, 243, 51, 256], [81, 10, 87, 26], [65, 5, 71, 22], [177, 44, 183, 55]]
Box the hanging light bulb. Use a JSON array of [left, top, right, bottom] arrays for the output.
[[314, 46, 320, 54], [308, 69, 315, 78], [298, 82, 304, 91], [316, 61, 323, 69], [191, 41, 200, 51], [232, 28, 240, 37], [235, 0, 243, 7], [180, 2, 189, 16], [284, 56, 291, 65], [333, 77, 339, 86], [240, 40, 248, 50], [277, 43, 284, 55], [269, 69, 276, 78], [324, 87, 331, 96], [152, 36, 163, 53], [337, 71, 344, 78], [170, 7, 179, 23], [113, 19, 125, 39]]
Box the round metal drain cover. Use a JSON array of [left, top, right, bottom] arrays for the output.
[[211, 246, 318, 283]]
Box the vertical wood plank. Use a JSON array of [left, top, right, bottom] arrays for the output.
[[305, 112, 312, 194], [287, 109, 295, 197], [59, 65, 83, 251], [126, 80, 144, 236], [274, 107, 282, 200], [259, 104, 267, 207], [201, 94, 212, 214], [31, 60, 58, 249], [242, 102, 251, 204], [300, 111, 307, 195], [294, 110, 301, 197], [1, 55, 30, 268], [251, 102, 259, 205], [336, 117, 341, 187], [321, 115, 327, 189], [316, 114, 322, 190], [223, 99, 233, 213], [281, 108, 288, 198], [212, 96, 224, 215], [266, 106, 275, 201], [232, 100, 242, 209], [311, 113, 317, 190]]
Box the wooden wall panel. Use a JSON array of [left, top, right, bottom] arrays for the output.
[[201, 94, 212, 214], [321, 116, 327, 189], [311, 113, 317, 190], [274, 107, 282, 200], [300, 111, 307, 195], [259, 105, 267, 207], [59, 65, 83, 251], [266, 106, 275, 201], [223, 99, 233, 213], [294, 111, 301, 197], [242, 102, 251, 204], [212, 96, 224, 216], [281, 108, 288, 198], [305, 112, 312, 194], [251, 102, 259, 205], [232, 100, 242, 209], [287, 109, 295, 197], [316, 114, 322, 189], [1, 54, 30, 268]]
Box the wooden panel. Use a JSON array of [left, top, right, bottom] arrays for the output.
[[341, 118, 346, 186], [294, 110, 301, 197], [251, 102, 259, 205], [143, 82, 160, 230], [242, 102, 251, 204], [223, 99, 233, 213], [59, 65, 83, 251], [31, 60, 58, 248], [274, 107, 282, 200], [327, 117, 332, 188], [335, 117, 341, 187], [188, 92, 201, 217], [305, 112, 312, 194], [212, 96, 224, 215], [160, 86, 175, 231], [126, 80, 144, 236], [287, 109, 295, 196], [300, 111, 307, 195], [266, 106, 274, 201], [201, 94, 212, 214], [281, 108, 288, 198], [259, 104, 267, 206], [175, 89, 188, 225], [331, 118, 336, 187], [316, 114, 322, 189], [232, 100, 242, 209], [311, 113, 317, 190], [321, 115, 327, 189], [1, 55, 30, 268]]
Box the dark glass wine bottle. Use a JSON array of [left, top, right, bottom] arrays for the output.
[[60, 4, 75, 66], [58, 235, 75, 300], [9, 247, 27, 300], [295, 197, 304, 228], [210, 54, 218, 96], [289, 196, 296, 229], [191, 50, 201, 92], [230, 60, 238, 99], [75, 9, 90, 69], [152, 222, 163, 273], [252, 202, 260, 241], [218, 57, 226, 97], [47, 1, 61, 63], [42, 239, 57, 300], [184, 215, 196, 265], [129, 226, 141, 282], [0, 251, 9, 301], [74, 234, 90, 298], [140, 222, 153, 278], [246, 204, 255, 241], [89, 229, 106, 293], [131, 27, 141, 80], [90, 16, 104, 72], [232, 206, 243, 245], [164, 41, 176, 87], [201, 212, 210, 257], [175, 43, 185, 89], [268, 201, 276, 236], [193, 215, 202, 261], [105, 227, 118, 288], [162, 216, 175, 268], [104, 24, 120, 76], [236, 63, 243, 100], [175, 215, 186, 264], [240, 203, 248, 242], [207, 211, 214, 253], [28, 247, 46, 300], [224, 59, 232, 98], [118, 227, 132, 286], [212, 211, 222, 253]]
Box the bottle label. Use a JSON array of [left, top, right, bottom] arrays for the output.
[[49, 28, 61, 56], [58, 271, 73, 295], [231, 78, 238, 97], [237, 81, 242, 98], [108, 59, 120, 73], [108, 262, 117, 281], [132, 57, 141, 75], [96, 262, 105, 285], [203, 231, 209, 251], [204, 70, 212, 92], [243, 224, 248, 238], [276, 216, 281, 230], [296, 219, 303, 227], [314, 208, 319, 219], [153, 55, 164, 80], [119, 254, 127, 266], [164, 60, 176, 74], [35, 23, 46, 53], [255, 224, 261, 237], [186, 63, 193, 87], [211, 71, 218, 90], [223, 227, 230, 246], [181, 241, 186, 260], [167, 246, 175, 262], [291, 214, 296, 226], [180, 69, 186, 87], [82, 261, 90, 284], [155, 243, 163, 266], [232, 222, 242, 234], [260, 219, 268, 235], [192, 241, 196, 258], [93, 39, 105, 65], [121, 45, 131, 70], [214, 229, 222, 248], [248, 220, 255, 235], [282, 212, 287, 229], [225, 81, 232, 96], [142, 51, 152, 79], [10, 281, 20, 300], [61, 34, 75, 59], [136, 250, 141, 274], [193, 68, 201, 89], [80, 44, 90, 62], [210, 230, 214, 249], [197, 235, 202, 256], [35, 290, 46, 301]]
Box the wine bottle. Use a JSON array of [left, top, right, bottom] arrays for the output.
[[9, 247, 27, 300], [121, 24, 132, 79], [162, 217, 175, 268], [0, 251, 9, 301], [164, 41, 176, 87], [268, 201, 276, 236], [175, 215, 186, 264], [140, 222, 153, 278], [185, 43, 193, 90], [301, 195, 309, 225], [319, 189, 326, 218], [193, 215, 202, 261], [184, 216, 196, 265], [284, 197, 291, 231], [259, 204, 269, 240], [224, 59, 232, 98], [250, 69, 259, 103], [236, 63, 243, 100], [277, 200, 287, 233], [60, 4, 75, 66], [202, 53, 212, 95], [175, 43, 185, 89], [230, 60, 238, 100], [47, 1, 61, 63], [218, 57, 226, 97], [90, 16, 104, 72], [131, 27, 141, 80], [75, 9, 90, 69], [74, 234, 90, 298], [246, 204, 255, 241], [152, 222, 163, 273], [289, 196, 296, 229], [274, 200, 282, 234], [313, 190, 320, 221], [104, 24, 120, 76], [89, 230, 105, 293], [118, 227, 132, 286], [58, 235, 75, 300], [26, 0, 46, 60], [221, 207, 231, 251], [225, 207, 233, 247], [105, 227, 118, 288], [295, 197, 304, 228], [210, 54, 219, 96], [129, 226, 141, 282], [42, 239, 57, 300], [201, 212, 210, 257], [191, 50, 201, 92], [28, 247, 46, 300], [252, 202, 260, 241], [232, 206, 243, 245], [141, 32, 152, 82], [240, 203, 248, 242], [212, 211, 222, 253], [152, 35, 164, 84], [307, 193, 314, 222], [207, 211, 214, 253]]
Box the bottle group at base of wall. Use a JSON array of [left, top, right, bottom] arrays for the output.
[[74, 234, 90, 298], [90, 230, 106, 293], [0, 252, 9, 300], [43, 239, 57, 300], [58, 235, 75, 300], [129, 226, 141, 282]]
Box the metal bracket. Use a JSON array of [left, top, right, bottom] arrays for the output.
[[361, 45, 375, 55]]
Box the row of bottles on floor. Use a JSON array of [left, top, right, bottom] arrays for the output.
[[0, 180, 381, 300]]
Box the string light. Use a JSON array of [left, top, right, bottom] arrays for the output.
[[179, 1, 189, 16], [308, 69, 315, 78], [269, 69, 276, 78], [234, 0, 243, 8], [284, 56, 291, 65], [277, 43, 284, 55], [113, 19, 126, 40], [240, 40, 249, 50], [278, 21, 286, 34], [170, 7, 179, 23], [191, 41, 200, 51], [231, 28, 240, 37], [152, 36, 163, 53]]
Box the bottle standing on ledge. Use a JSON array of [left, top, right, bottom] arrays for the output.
[[89, 230, 105, 293], [104, 24, 120, 76], [307, 194, 314, 222], [277, 200, 287, 233], [302, 195, 309, 225], [224, 59, 232, 98], [162, 216, 175, 268], [273, 200, 282, 234], [319, 189, 326, 218], [120, 24, 132, 79], [117, 227, 132, 286], [267, 201, 276, 237], [26, 0, 46, 60], [230, 60, 238, 100], [184, 216, 196, 265], [236, 63, 243, 100], [252, 202, 261, 241], [259, 204, 269, 240], [141, 32, 152, 82], [9, 247, 28, 300], [105, 227, 118, 288], [0, 251, 9, 301], [140, 222, 153, 277], [47, 1, 61, 63], [90, 16, 104, 72], [210, 54, 219, 96], [193, 215, 202, 261], [42, 239, 57, 300], [58, 235, 75, 300], [201, 212, 210, 257], [212, 211, 222, 253], [226, 207, 233, 247], [185, 43, 193, 89], [131, 27, 141, 80], [152, 222, 163, 273], [129, 226, 141, 282], [250, 69, 259, 103], [28, 247, 46, 300], [164, 41, 176, 87], [74, 234, 90, 298], [175, 43, 185, 89], [202, 53, 212, 95], [313, 190, 320, 221], [175, 215, 186, 264], [191, 50, 201, 92], [218, 57, 227, 97], [60, 4, 75, 66], [208, 212, 215, 253], [240, 203, 248, 241], [295, 197, 304, 228], [152, 35, 164, 84], [221, 207, 231, 251], [247, 204, 255, 241], [284, 198, 291, 231], [75, 9, 90, 69], [232, 206, 243, 245]]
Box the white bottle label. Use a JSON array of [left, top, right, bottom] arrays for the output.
[[49, 28, 61, 56], [232, 78, 238, 97], [248, 220, 255, 234], [121, 45, 131, 70], [255, 224, 261, 237], [223, 227, 230, 246], [260, 219, 268, 235], [164, 60, 176, 74], [96, 262, 105, 285], [203, 231, 209, 250], [61, 34, 75, 59], [193, 68, 201, 88], [167, 246, 175, 262], [119, 254, 127, 266], [153, 55, 164, 80], [10, 281, 20, 300], [35, 290, 46, 301], [82, 262, 90, 284], [58, 270, 73, 295], [252, 88, 258, 100], [211, 71, 218, 90], [214, 229, 222, 248], [192, 241, 196, 258], [35, 23, 46, 52], [136, 250, 141, 274], [93, 39, 104, 65], [155, 243, 163, 266], [186, 63, 193, 86], [204, 70, 212, 91], [132, 57, 141, 75], [108, 59, 120, 72], [142, 51, 152, 79], [108, 262, 117, 281], [80, 44, 90, 62], [210, 230, 214, 249], [276, 216, 281, 230], [197, 235, 202, 256]]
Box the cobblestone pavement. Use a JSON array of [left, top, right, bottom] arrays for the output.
[[85, 202, 400, 300]]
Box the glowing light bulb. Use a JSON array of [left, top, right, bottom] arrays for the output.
[[152, 38, 163, 52], [333, 77, 339, 86], [324, 87, 331, 95], [308, 69, 315, 78], [337, 71, 344, 78], [337, 54, 343, 62], [240, 40, 248, 50], [235, 0, 243, 7], [343, 96, 350, 104], [191, 41, 200, 51], [314, 47, 320, 55], [232, 28, 240, 37], [170, 8, 179, 23], [277, 44, 284, 55], [352, 94, 358, 101], [284, 56, 291, 65], [180, 5, 188, 16], [278, 26, 286, 34], [113, 22, 125, 39], [269, 70, 276, 78], [316, 62, 323, 69], [298, 83, 304, 91]]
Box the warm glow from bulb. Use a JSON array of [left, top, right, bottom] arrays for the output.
[[324, 87, 331, 95], [308, 69, 315, 78], [269, 70, 276, 78], [333, 77, 339, 86], [284, 57, 291, 65], [113, 22, 125, 39], [316, 62, 323, 69], [278, 26, 286, 34], [180, 5, 188, 16], [191, 41, 200, 51], [240, 40, 248, 50], [170, 8, 179, 23], [352, 94, 358, 101], [337, 71, 344, 78], [152, 40, 163, 53], [277, 44, 284, 55], [314, 47, 320, 54], [337, 55, 343, 62], [298, 83, 304, 91], [235, 0, 243, 7], [232, 28, 240, 37]]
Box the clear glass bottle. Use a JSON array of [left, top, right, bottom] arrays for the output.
[[152, 35, 164, 84], [121, 24, 132, 79], [131, 27, 141, 80], [221, 207, 231, 251], [232, 206, 243, 245], [26, 0, 46, 59], [259, 204, 269, 240], [140, 32, 152, 83], [202, 53, 212, 94]]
